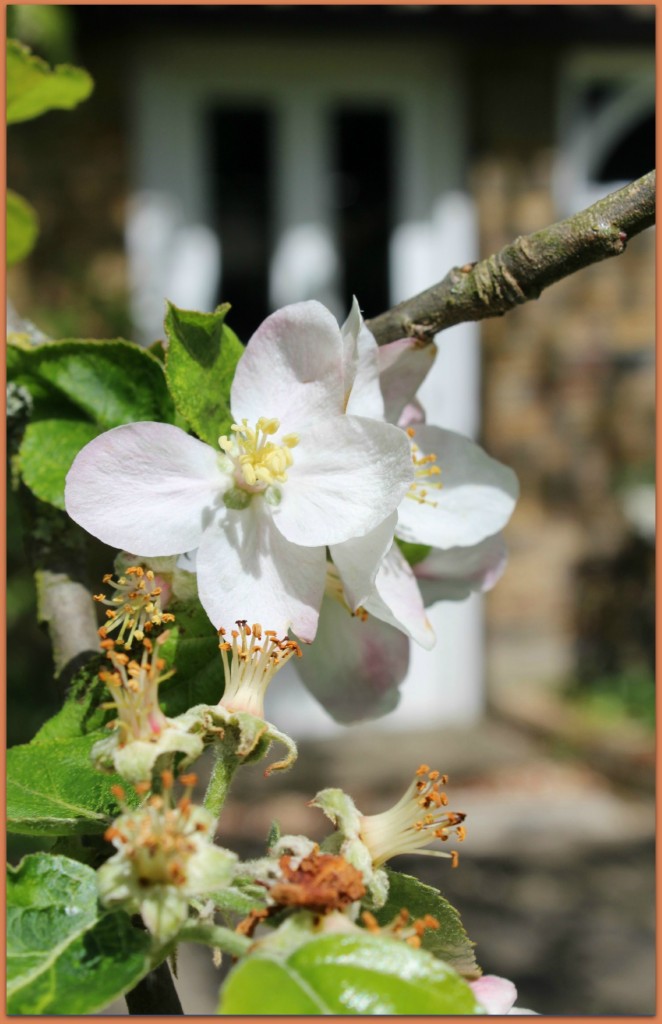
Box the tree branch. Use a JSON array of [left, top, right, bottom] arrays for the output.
[[365, 170, 655, 345], [125, 961, 183, 1015]]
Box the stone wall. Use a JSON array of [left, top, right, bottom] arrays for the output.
[[474, 154, 655, 697]]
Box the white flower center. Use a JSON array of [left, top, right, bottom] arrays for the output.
[[219, 417, 299, 497]]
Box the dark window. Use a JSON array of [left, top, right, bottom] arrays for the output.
[[595, 110, 655, 182], [333, 107, 394, 319], [208, 106, 273, 342]]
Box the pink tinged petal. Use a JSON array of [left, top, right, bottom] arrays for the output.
[[230, 300, 345, 433], [378, 337, 437, 424], [414, 533, 508, 605], [276, 415, 413, 547], [398, 398, 426, 428], [364, 544, 436, 650], [341, 297, 385, 420], [329, 512, 398, 610], [295, 595, 409, 724], [470, 976, 518, 1015], [64, 422, 230, 556], [396, 425, 519, 549], [195, 503, 326, 642]]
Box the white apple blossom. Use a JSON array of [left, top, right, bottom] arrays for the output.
[[331, 301, 518, 645], [64, 301, 413, 642]]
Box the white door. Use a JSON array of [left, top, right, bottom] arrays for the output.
[[128, 32, 483, 734]]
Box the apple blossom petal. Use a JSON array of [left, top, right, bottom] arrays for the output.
[[195, 503, 326, 642], [276, 415, 412, 547], [329, 512, 398, 610], [363, 544, 436, 649], [470, 976, 518, 1015], [341, 297, 385, 420], [65, 422, 230, 556], [414, 533, 508, 605], [230, 300, 345, 432], [295, 595, 408, 723], [396, 425, 519, 549], [378, 337, 437, 424]]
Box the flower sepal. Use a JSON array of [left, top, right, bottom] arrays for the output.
[[91, 722, 205, 784], [313, 789, 389, 909], [180, 703, 298, 776]]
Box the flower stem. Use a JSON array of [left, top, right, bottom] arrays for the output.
[[203, 738, 241, 819], [180, 922, 252, 958]]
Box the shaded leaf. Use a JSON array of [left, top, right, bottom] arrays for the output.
[[7, 39, 93, 124], [7, 853, 150, 1014], [164, 302, 244, 445], [7, 189, 38, 265], [219, 932, 482, 1015], [158, 599, 223, 716], [373, 869, 481, 978]]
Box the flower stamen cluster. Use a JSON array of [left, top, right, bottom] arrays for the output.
[[359, 764, 466, 868], [98, 772, 236, 941], [105, 772, 205, 888], [361, 907, 440, 949], [405, 427, 442, 508], [99, 632, 174, 744], [95, 566, 175, 649], [218, 620, 302, 718], [219, 417, 299, 492]]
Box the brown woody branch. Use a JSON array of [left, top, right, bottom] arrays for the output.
[[365, 170, 655, 345]]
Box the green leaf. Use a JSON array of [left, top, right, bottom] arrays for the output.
[[7, 853, 151, 1014], [7, 39, 93, 124], [158, 600, 223, 716], [19, 418, 102, 509], [9, 338, 175, 507], [164, 302, 244, 445], [219, 932, 483, 1015], [396, 539, 432, 567], [7, 734, 131, 836], [33, 658, 110, 742], [373, 869, 481, 978], [7, 189, 39, 265]]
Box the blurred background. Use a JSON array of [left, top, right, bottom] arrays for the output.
[[7, 4, 655, 1015]]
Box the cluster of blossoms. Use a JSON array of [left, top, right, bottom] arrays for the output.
[[65, 298, 517, 725]]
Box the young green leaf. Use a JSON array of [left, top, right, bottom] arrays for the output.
[[164, 302, 244, 445], [9, 338, 175, 507], [7, 853, 151, 1014], [7, 189, 39, 265], [7, 734, 131, 836], [218, 932, 483, 1015], [372, 868, 481, 978], [7, 39, 93, 124]]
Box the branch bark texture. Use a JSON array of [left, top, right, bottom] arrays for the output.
[[366, 171, 655, 345]]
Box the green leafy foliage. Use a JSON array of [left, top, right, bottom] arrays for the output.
[[7, 853, 151, 1014], [7, 189, 39, 265], [164, 302, 244, 445], [219, 932, 483, 1015], [396, 539, 432, 567], [8, 337, 175, 508], [158, 600, 224, 716], [7, 659, 135, 836], [373, 869, 481, 978], [7, 39, 93, 124], [7, 735, 129, 837]]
